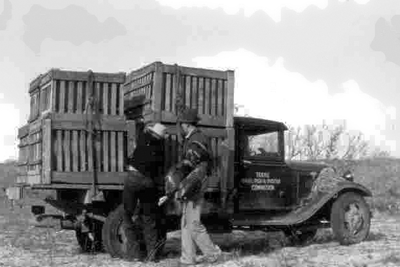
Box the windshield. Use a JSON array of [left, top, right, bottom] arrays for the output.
[[244, 130, 280, 158]]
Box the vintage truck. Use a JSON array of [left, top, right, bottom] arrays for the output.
[[15, 61, 372, 258]]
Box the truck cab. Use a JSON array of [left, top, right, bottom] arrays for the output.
[[232, 116, 326, 214]]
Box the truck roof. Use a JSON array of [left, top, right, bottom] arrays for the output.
[[234, 116, 288, 131]]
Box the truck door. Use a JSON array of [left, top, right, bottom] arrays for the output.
[[236, 128, 296, 212]]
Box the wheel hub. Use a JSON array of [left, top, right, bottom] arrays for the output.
[[344, 203, 364, 235]]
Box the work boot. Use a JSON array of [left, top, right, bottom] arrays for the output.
[[199, 251, 235, 264]]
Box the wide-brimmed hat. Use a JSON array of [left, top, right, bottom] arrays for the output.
[[147, 123, 167, 138], [177, 108, 200, 124]]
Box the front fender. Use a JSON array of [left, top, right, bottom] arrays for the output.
[[286, 181, 372, 225], [259, 181, 372, 227]]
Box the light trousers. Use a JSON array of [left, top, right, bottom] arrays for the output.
[[180, 199, 221, 264]]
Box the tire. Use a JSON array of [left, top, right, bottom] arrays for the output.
[[284, 228, 317, 246], [102, 204, 145, 259], [75, 219, 104, 253], [330, 192, 371, 245]]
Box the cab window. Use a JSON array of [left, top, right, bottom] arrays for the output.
[[245, 131, 280, 157]]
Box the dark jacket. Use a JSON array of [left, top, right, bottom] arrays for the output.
[[127, 129, 164, 185], [178, 128, 212, 201]]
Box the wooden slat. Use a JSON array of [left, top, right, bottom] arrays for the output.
[[80, 130, 86, 171], [126, 62, 156, 83], [29, 120, 42, 135], [51, 80, 57, 112], [31, 183, 124, 190], [51, 70, 126, 84], [171, 74, 177, 113], [226, 70, 235, 127], [64, 131, 71, 172], [185, 76, 191, 108], [42, 119, 52, 184], [57, 130, 63, 171], [26, 175, 41, 185], [84, 80, 90, 113], [117, 132, 124, 172], [50, 113, 126, 131], [110, 131, 116, 172], [68, 81, 75, 113], [96, 133, 102, 172], [59, 81, 66, 113], [179, 74, 185, 107], [191, 77, 198, 110], [211, 78, 217, 117], [29, 73, 43, 93], [52, 172, 127, 184], [18, 124, 30, 139], [52, 119, 126, 132], [204, 78, 211, 116], [163, 64, 227, 80], [119, 84, 124, 116], [95, 82, 101, 113], [124, 80, 153, 96], [87, 132, 93, 172], [165, 73, 172, 112], [111, 83, 117, 115], [103, 83, 109, 115], [160, 111, 225, 128], [198, 77, 205, 114], [76, 81, 83, 113], [72, 130, 79, 172], [103, 131, 109, 172], [152, 62, 163, 121], [217, 79, 223, 116], [52, 113, 125, 122]]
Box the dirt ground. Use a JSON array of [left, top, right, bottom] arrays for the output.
[[1, 197, 400, 267]]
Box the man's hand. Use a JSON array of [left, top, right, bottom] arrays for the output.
[[127, 165, 136, 171], [158, 196, 169, 206]]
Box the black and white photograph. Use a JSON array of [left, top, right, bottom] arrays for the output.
[[0, 0, 399, 266]]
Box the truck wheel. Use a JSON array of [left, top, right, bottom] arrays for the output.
[[75, 220, 103, 253], [330, 192, 371, 245], [102, 204, 147, 259], [284, 228, 317, 246]]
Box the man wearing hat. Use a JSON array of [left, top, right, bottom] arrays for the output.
[[123, 122, 167, 262], [160, 108, 226, 266]]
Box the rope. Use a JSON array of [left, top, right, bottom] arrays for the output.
[[83, 70, 102, 203]]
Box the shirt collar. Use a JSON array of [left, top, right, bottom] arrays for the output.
[[185, 128, 196, 139]]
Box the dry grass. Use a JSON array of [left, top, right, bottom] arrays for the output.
[[326, 158, 400, 214], [1, 197, 400, 267], [1, 157, 400, 266]]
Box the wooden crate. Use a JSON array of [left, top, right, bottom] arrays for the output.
[[124, 62, 235, 128], [17, 124, 29, 184], [20, 68, 128, 186], [17, 118, 128, 186], [28, 69, 126, 123]]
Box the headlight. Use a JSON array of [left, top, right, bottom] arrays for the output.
[[342, 170, 354, 182]]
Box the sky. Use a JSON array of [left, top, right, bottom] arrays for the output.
[[0, 0, 399, 161]]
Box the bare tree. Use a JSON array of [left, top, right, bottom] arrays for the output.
[[285, 125, 303, 160], [323, 123, 344, 160], [234, 104, 388, 161], [286, 121, 371, 161], [341, 132, 369, 160], [303, 124, 325, 161]]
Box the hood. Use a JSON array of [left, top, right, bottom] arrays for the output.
[[286, 160, 330, 173]]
